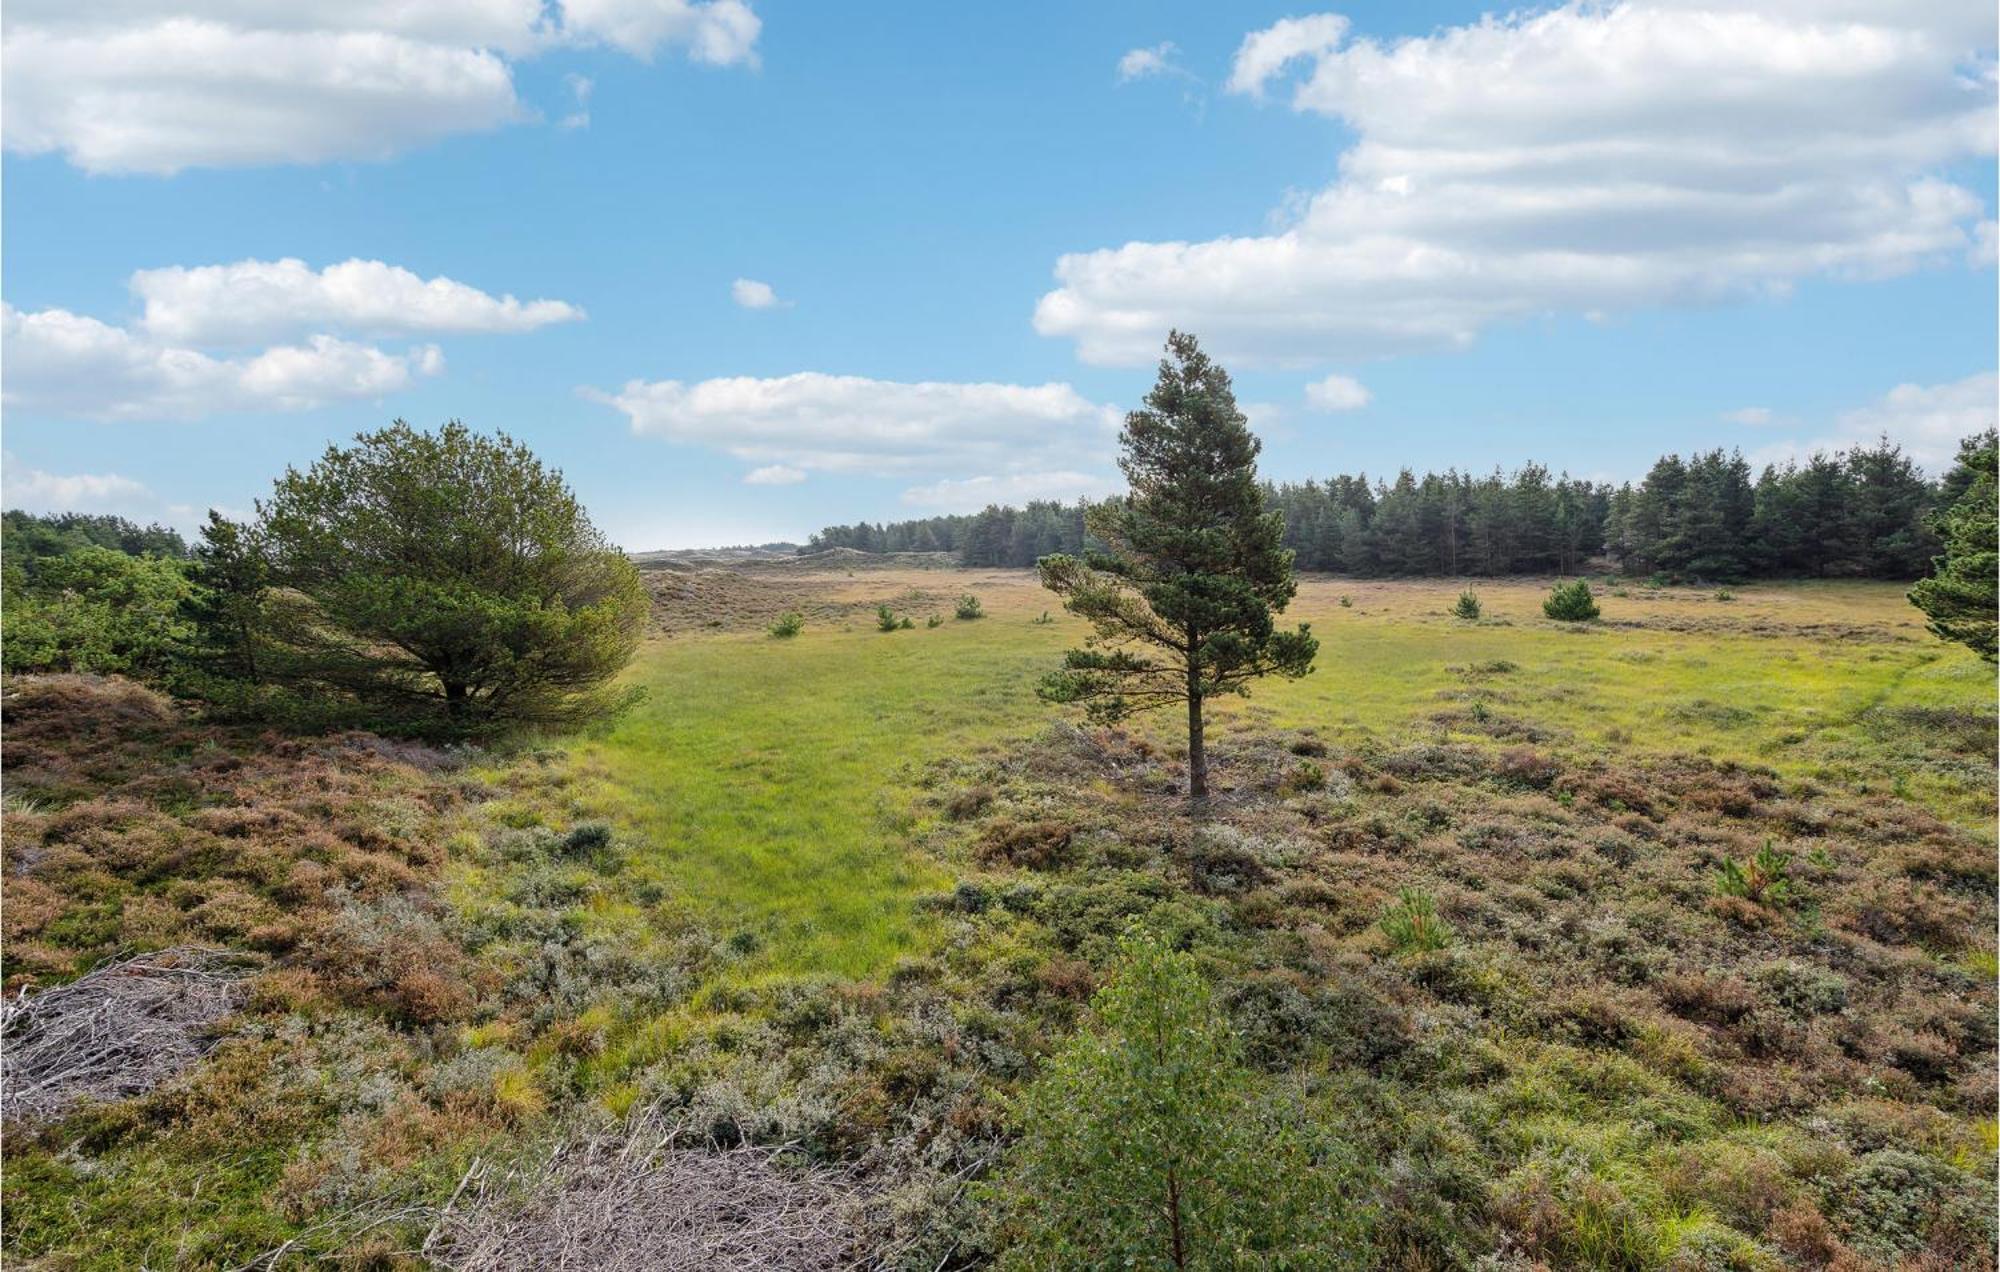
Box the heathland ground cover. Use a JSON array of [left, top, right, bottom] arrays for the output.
[[568, 571, 1992, 980], [4, 566, 1992, 1267]]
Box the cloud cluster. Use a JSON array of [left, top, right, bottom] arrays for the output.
[[585, 371, 1122, 500], [2, 0, 761, 174], [1117, 43, 1184, 83], [1304, 374, 1370, 411], [133, 258, 583, 345], [3, 304, 443, 421], [1038, 2, 1997, 367], [1745, 371, 1997, 471], [730, 278, 789, 310], [7, 258, 580, 419], [0, 454, 149, 513]]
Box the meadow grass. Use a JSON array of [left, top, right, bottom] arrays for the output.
[[564, 571, 1075, 978], [564, 570, 1993, 981]]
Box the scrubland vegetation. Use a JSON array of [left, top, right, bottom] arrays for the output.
[[3, 386, 1995, 1267]]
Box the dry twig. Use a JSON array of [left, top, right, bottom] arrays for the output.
[[430, 1113, 871, 1270], [1, 946, 250, 1125]]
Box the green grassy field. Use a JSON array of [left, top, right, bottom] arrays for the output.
[[567, 571, 1993, 981]]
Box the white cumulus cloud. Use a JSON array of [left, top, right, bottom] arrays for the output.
[[743, 464, 806, 485], [731, 278, 788, 310], [1, 455, 150, 512], [1304, 373, 1371, 411], [1224, 15, 1349, 98], [8, 257, 580, 418], [1749, 371, 1998, 470], [584, 371, 1121, 479], [2, 1, 762, 175], [1038, 1, 1997, 368], [133, 258, 583, 345], [3, 303, 443, 421]]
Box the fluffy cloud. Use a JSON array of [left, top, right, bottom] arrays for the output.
[[1224, 15, 1349, 98], [2, 1, 761, 174], [1750, 371, 1998, 470], [1117, 42, 1183, 83], [560, 0, 760, 62], [3, 303, 442, 420], [900, 471, 1121, 513], [743, 464, 806, 485], [731, 278, 788, 310], [133, 258, 583, 345], [585, 371, 1121, 482], [1304, 373, 1370, 411], [1, 455, 150, 512], [9, 257, 580, 418], [1038, 2, 1997, 367]]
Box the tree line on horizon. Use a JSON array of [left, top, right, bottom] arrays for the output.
[[805, 434, 1979, 582]]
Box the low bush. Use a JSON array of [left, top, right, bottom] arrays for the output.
[[767, 611, 804, 638], [1715, 840, 1794, 909], [1380, 888, 1454, 955], [875, 604, 902, 633], [1543, 580, 1600, 622], [1453, 590, 1481, 620], [954, 594, 984, 621]]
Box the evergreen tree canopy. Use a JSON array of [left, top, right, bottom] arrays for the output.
[[1037, 332, 1316, 800], [254, 420, 648, 728], [808, 437, 1957, 584], [1909, 430, 1997, 661], [994, 928, 1361, 1269]]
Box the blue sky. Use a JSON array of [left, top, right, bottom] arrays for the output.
[[4, 0, 1996, 548]]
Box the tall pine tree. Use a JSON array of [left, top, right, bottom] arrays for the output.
[[1038, 332, 1317, 801], [1909, 430, 1997, 660]]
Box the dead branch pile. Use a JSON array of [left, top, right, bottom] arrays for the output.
[[1, 945, 249, 1125], [428, 1115, 871, 1271]]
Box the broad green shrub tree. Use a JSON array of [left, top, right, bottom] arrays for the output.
[[1909, 430, 1997, 660], [996, 929, 1360, 1269], [1038, 332, 1316, 800], [1, 547, 195, 677], [1543, 579, 1600, 622], [1453, 590, 1481, 620], [254, 420, 647, 729]]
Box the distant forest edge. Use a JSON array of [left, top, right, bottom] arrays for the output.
[[807, 434, 1997, 581]]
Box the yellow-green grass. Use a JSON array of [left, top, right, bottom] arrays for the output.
[[556, 571, 1993, 984], [561, 570, 1076, 980]]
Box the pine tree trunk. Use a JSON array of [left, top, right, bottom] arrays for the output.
[[1186, 685, 1207, 801]]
